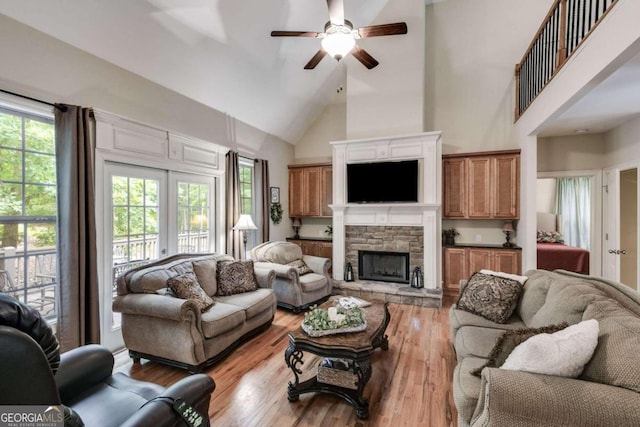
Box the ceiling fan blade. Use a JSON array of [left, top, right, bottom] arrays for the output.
[[304, 49, 328, 69], [352, 45, 379, 69], [358, 22, 408, 38], [327, 0, 344, 26], [271, 30, 320, 38]]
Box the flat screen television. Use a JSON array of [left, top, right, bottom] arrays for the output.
[[347, 160, 419, 203]]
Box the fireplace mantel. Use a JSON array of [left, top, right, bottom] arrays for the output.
[[330, 132, 442, 289]]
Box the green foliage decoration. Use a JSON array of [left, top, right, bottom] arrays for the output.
[[303, 304, 365, 331], [270, 202, 283, 224]]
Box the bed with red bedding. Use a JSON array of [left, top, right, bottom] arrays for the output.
[[537, 242, 590, 274]]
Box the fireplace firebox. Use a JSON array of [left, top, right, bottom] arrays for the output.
[[357, 250, 410, 284]]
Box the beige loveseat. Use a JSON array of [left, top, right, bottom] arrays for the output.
[[250, 241, 332, 312], [450, 269, 640, 427], [113, 253, 276, 373]]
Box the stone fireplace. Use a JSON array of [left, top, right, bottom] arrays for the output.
[[358, 250, 410, 284], [330, 132, 442, 293]]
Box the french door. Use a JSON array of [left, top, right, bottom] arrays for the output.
[[101, 162, 216, 350]]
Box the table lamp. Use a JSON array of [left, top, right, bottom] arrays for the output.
[[292, 218, 302, 239], [502, 221, 515, 248]]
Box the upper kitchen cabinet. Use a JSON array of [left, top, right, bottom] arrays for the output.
[[288, 163, 332, 218], [443, 150, 520, 219]]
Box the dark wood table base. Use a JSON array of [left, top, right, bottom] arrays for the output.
[[285, 302, 390, 420]]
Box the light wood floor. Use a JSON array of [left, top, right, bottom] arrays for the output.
[[115, 297, 458, 427]]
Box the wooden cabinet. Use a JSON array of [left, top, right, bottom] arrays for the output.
[[443, 150, 520, 219], [443, 247, 521, 295], [287, 238, 333, 263], [288, 163, 332, 217]]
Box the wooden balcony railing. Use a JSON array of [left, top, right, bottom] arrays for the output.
[[515, 0, 618, 119]]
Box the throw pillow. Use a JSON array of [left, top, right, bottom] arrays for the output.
[[217, 260, 259, 296], [471, 322, 569, 377], [156, 287, 177, 298], [456, 272, 524, 323], [192, 258, 218, 296], [167, 272, 214, 312], [501, 319, 599, 377], [287, 259, 313, 275], [479, 269, 528, 285], [537, 229, 565, 243]]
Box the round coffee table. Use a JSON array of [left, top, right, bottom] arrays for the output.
[[285, 300, 390, 419]]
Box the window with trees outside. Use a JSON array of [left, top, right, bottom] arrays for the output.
[[0, 106, 58, 323], [238, 159, 256, 248]]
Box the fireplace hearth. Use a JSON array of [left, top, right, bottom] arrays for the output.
[[358, 250, 410, 284]]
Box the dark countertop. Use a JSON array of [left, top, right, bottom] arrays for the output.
[[286, 236, 333, 242], [443, 243, 521, 250]]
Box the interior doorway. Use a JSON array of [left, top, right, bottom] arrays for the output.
[[604, 165, 638, 290]]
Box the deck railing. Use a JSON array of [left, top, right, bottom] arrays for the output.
[[515, 0, 618, 119]]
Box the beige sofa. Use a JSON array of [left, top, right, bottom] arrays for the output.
[[113, 253, 276, 373], [450, 269, 640, 427], [250, 241, 332, 312]]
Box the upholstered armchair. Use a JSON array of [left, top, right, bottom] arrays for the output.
[[250, 241, 332, 312], [0, 293, 215, 427]]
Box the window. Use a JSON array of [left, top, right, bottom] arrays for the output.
[[0, 106, 57, 321], [177, 181, 211, 253], [238, 159, 256, 248]]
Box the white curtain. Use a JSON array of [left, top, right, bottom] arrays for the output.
[[555, 177, 591, 250]]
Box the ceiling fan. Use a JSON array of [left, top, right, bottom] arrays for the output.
[[271, 0, 408, 69]]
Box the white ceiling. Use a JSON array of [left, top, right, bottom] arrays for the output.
[[535, 50, 640, 137], [0, 0, 391, 143]]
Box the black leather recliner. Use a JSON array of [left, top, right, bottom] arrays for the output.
[[0, 292, 215, 426]]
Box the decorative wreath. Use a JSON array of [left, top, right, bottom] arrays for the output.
[[270, 202, 283, 224]]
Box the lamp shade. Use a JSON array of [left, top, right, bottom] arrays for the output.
[[321, 31, 355, 59], [233, 214, 257, 231], [292, 218, 302, 227], [502, 221, 514, 232]]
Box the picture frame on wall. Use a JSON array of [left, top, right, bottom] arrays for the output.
[[270, 187, 280, 204]]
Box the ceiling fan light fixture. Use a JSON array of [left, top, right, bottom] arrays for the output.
[[321, 26, 356, 60]]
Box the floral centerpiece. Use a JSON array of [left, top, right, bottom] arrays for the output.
[[442, 228, 459, 246], [302, 302, 366, 337]]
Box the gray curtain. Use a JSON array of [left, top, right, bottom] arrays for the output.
[[225, 151, 242, 259], [255, 159, 270, 243], [54, 105, 100, 351]]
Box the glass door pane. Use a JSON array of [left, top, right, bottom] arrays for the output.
[[171, 173, 215, 255], [103, 163, 167, 350]]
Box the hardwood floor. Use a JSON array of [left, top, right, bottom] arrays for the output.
[[115, 297, 458, 426]]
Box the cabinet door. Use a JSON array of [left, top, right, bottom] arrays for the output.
[[288, 169, 305, 217], [467, 157, 492, 218], [493, 155, 520, 218], [467, 248, 493, 274], [300, 241, 320, 257], [443, 248, 468, 295], [493, 250, 521, 274], [303, 168, 321, 216], [443, 158, 466, 218], [318, 242, 333, 259], [320, 166, 333, 217]]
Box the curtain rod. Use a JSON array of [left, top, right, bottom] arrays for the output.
[[0, 89, 67, 112]]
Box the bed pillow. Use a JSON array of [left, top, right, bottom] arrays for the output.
[[456, 272, 524, 324], [501, 319, 599, 377], [217, 260, 259, 296], [471, 322, 569, 377], [537, 230, 565, 243]]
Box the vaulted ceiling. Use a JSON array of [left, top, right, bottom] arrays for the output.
[[0, 0, 393, 143]]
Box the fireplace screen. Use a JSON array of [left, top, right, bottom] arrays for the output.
[[358, 250, 410, 284]]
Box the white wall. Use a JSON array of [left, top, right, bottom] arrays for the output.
[[538, 134, 607, 172], [425, 0, 551, 154], [346, 0, 425, 139], [537, 178, 556, 213], [294, 95, 345, 163], [0, 13, 294, 242], [604, 115, 640, 167]]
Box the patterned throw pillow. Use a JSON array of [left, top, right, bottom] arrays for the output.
[[537, 229, 565, 243], [471, 322, 569, 377], [457, 272, 524, 324], [167, 272, 214, 312], [287, 259, 313, 275], [217, 260, 259, 296]]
